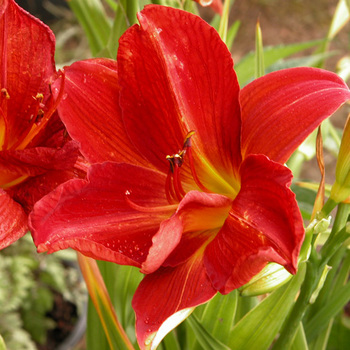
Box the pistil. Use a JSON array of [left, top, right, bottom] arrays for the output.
[[0, 88, 10, 150], [125, 193, 178, 213]]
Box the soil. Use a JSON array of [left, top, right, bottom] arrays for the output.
[[37, 293, 79, 350]]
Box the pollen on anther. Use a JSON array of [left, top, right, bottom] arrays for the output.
[[1, 88, 10, 99]]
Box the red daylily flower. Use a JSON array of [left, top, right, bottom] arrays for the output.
[[0, 0, 81, 249], [194, 0, 223, 14], [29, 5, 350, 349]]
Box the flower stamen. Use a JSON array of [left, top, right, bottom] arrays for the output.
[[125, 192, 178, 213], [183, 131, 211, 193], [14, 71, 66, 151], [165, 131, 211, 203], [166, 152, 186, 202], [165, 167, 176, 203], [0, 88, 10, 150]]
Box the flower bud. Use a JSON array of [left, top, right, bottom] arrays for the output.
[[330, 115, 350, 203], [239, 263, 293, 297], [310, 265, 331, 304]]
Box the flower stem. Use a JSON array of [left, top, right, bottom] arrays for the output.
[[126, 0, 138, 26]]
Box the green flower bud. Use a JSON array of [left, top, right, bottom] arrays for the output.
[[239, 263, 293, 297], [330, 116, 350, 203], [310, 265, 331, 304]]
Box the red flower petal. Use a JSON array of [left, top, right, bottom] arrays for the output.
[[240, 67, 350, 164], [193, 0, 223, 14], [205, 154, 304, 294], [51, 59, 148, 165], [0, 189, 27, 250], [0, 140, 79, 180], [8, 168, 85, 214], [141, 191, 231, 274], [0, 0, 56, 146], [118, 5, 241, 179], [133, 255, 216, 350], [29, 162, 173, 267]]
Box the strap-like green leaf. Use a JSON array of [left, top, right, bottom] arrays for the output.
[[235, 40, 323, 86], [228, 263, 306, 350], [305, 282, 350, 341], [78, 255, 135, 350], [0, 335, 5, 350], [291, 323, 309, 350], [218, 0, 232, 43], [192, 291, 238, 350], [255, 21, 265, 78], [69, 0, 111, 56], [187, 314, 231, 350]]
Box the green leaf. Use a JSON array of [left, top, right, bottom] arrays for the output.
[[106, 4, 129, 58], [234, 295, 259, 323], [235, 40, 324, 86], [69, 0, 111, 57], [266, 52, 336, 73], [291, 184, 316, 221], [0, 335, 6, 350], [291, 323, 309, 350], [337, 56, 350, 81], [78, 256, 135, 350], [227, 263, 306, 350], [218, 0, 232, 42], [326, 314, 350, 350], [162, 330, 181, 350], [186, 314, 231, 350], [328, 0, 350, 41], [112, 265, 142, 338], [309, 320, 333, 350], [255, 21, 265, 78], [192, 291, 238, 350], [305, 281, 350, 341], [87, 298, 110, 350], [200, 291, 237, 343], [226, 20, 240, 51]]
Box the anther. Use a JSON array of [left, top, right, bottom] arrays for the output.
[[165, 130, 211, 203], [1, 88, 10, 99]]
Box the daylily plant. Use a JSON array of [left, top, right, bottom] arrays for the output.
[[29, 5, 350, 349], [0, 0, 81, 249]]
